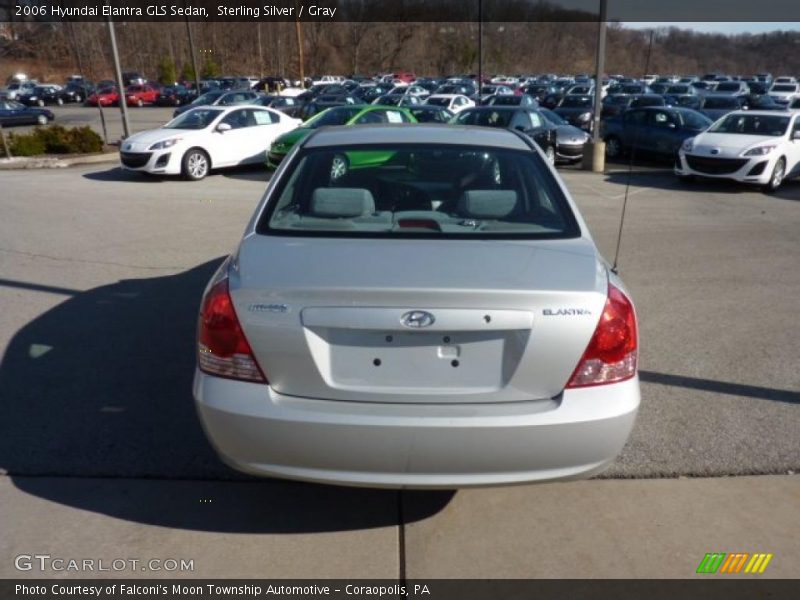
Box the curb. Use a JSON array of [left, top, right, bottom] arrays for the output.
[[0, 151, 118, 170]]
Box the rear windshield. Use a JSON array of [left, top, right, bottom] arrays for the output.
[[305, 107, 362, 128], [259, 145, 579, 239], [772, 84, 798, 92], [426, 97, 451, 107], [709, 114, 790, 136], [715, 83, 741, 92]]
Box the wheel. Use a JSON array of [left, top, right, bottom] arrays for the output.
[[74, 95, 82, 103], [36, 114, 48, 126], [763, 157, 785, 193], [605, 136, 623, 159], [57, 97, 64, 105], [136, 99, 144, 108], [182, 148, 210, 181], [330, 154, 348, 181], [37, 99, 44, 107], [544, 145, 556, 166]]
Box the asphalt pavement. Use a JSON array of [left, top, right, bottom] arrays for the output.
[[0, 163, 798, 579]]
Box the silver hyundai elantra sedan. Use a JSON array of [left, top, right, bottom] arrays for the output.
[[194, 124, 639, 488]]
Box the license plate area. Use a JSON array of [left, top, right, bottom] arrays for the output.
[[311, 328, 529, 393]]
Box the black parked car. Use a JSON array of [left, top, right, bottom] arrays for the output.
[[554, 94, 595, 131], [299, 94, 363, 120], [452, 106, 558, 164], [602, 106, 712, 159], [60, 82, 93, 104], [741, 94, 786, 111], [697, 95, 744, 120], [155, 85, 197, 107], [18, 85, 65, 107], [0, 100, 54, 126]]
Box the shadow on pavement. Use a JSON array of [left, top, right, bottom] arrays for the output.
[[604, 168, 800, 201], [0, 259, 454, 532], [82, 167, 163, 183], [221, 164, 272, 183]]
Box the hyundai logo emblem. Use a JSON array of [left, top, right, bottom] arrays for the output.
[[124, 144, 131, 151], [400, 310, 435, 328]]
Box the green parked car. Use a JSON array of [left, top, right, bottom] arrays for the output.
[[266, 105, 418, 178]]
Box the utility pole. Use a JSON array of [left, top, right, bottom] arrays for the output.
[[294, 1, 305, 88], [185, 16, 201, 92], [257, 23, 264, 79], [584, 0, 607, 172], [106, 16, 131, 140], [477, 0, 483, 85]]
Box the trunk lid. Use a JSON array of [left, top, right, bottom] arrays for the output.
[[231, 236, 607, 404]]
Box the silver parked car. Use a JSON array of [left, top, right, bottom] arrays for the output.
[[194, 125, 640, 488]]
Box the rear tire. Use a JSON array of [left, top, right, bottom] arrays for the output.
[[37, 99, 44, 107], [136, 99, 144, 108], [36, 114, 48, 126], [74, 95, 82, 103], [57, 97, 64, 105], [762, 157, 785, 193], [182, 148, 210, 181]]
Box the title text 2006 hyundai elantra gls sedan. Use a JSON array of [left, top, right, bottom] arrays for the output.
[[193, 125, 640, 488]]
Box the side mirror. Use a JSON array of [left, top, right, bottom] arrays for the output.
[[514, 124, 527, 132], [216, 122, 231, 133]]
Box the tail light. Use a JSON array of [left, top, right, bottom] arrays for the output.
[[566, 284, 638, 388], [197, 278, 267, 383]]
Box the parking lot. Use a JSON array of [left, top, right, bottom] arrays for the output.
[[0, 160, 798, 578]]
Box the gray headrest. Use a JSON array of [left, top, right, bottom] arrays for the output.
[[458, 190, 518, 219], [310, 188, 375, 218]]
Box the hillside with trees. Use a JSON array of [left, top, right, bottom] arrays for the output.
[[2, 20, 799, 82]]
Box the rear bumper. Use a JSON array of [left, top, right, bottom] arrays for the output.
[[194, 370, 639, 488]]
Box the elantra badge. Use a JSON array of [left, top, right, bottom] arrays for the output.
[[401, 310, 435, 328]]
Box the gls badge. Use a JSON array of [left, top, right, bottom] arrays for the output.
[[543, 308, 592, 316]]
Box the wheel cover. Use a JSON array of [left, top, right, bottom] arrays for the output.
[[772, 161, 784, 188], [188, 153, 208, 178], [331, 156, 347, 180], [546, 146, 555, 164]]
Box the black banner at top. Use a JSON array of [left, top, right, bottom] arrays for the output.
[[2, 0, 800, 22]]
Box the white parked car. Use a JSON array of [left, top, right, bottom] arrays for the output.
[[675, 110, 800, 193], [424, 94, 475, 114], [388, 84, 430, 98], [312, 75, 345, 86], [768, 82, 800, 105], [119, 105, 301, 180]]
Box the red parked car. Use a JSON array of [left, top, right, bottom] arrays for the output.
[[87, 87, 119, 107], [125, 84, 159, 107], [393, 71, 416, 83]]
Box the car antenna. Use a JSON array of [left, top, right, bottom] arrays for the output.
[[611, 29, 655, 274]]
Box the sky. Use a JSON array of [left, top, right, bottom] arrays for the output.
[[623, 22, 800, 34]]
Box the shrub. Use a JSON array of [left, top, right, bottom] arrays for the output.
[[9, 133, 46, 156], [2, 125, 103, 157]]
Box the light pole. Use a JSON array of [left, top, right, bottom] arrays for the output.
[[584, 0, 608, 172], [106, 16, 131, 140]]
